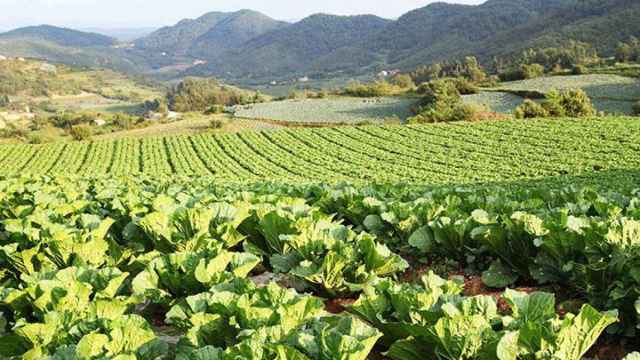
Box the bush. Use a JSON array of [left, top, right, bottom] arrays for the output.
[[632, 101, 640, 116], [520, 63, 545, 79], [572, 64, 587, 75], [0, 123, 28, 139], [452, 78, 479, 95], [514, 100, 549, 119], [409, 79, 487, 124], [209, 118, 225, 129], [546, 89, 596, 118], [515, 89, 596, 119], [168, 78, 248, 112], [68, 124, 92, 141], [391, 74, 415, 89], [343, 81, 394, 97], [205, 105, 225, 115]]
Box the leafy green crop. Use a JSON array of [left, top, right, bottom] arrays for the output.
[[352, 274, 617, 360]]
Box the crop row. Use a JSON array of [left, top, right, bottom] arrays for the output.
[[0, 117, 639, 186], [1, 177, 640, 358]]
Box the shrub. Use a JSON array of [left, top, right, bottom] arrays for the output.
[[68, 124, 92, 141], [168, 78, 247, 112], [391, 74, 415, 89], [514, 100, 549, 119], [0, 123, 28, 139], [205, 105, 225, 115], [343, 81, 394, 97], [452, 78, 479, 95], [415, 79, 461, 103], [409, 79, 486, 124], [632, 101, 640, 116], [572, 64, 587, 75], [209, 118, 225, 129], [515, 89, 596, 119], [546, 89, 596, 117], [520, 63, 545, 79]]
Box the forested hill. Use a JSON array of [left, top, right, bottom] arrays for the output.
[[2, 0, 640, 81], [134, 10, 288, 57], [0, 25, 116, 47]]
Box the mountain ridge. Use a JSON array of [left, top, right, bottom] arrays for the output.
[[1, 1, 640, 82]]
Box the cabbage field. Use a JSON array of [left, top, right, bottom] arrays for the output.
[[1, 117, 640, 358], [1, 117, 640, 186], [233, 97, 416, 124], [0, 176, 639, 359], [496, 74, 640, 115]]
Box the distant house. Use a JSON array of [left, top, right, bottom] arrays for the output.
[[298, 76, 310, 83], [0, 55, 7, 61], [167, 111, 180, 120], [193, 59, 207, 66], [377, 70, 389, 78], [17, 57, 25, 62], [94, 118, 107, 127], [270, 81, 278, 86]]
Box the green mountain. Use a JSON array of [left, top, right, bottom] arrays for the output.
[[0, 25, 116, 47], [134, 12, 231, 55], [0, 25, 151, 73], [189, 14, 391, 79], [134, 10, 286, 59], [2, 0, 640, 82], [379, 0, 640, 69], [183, 0, 640, 81], [188, 10, 288, 59]]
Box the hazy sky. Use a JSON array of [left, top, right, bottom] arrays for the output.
[[1, 0, 485, 30]]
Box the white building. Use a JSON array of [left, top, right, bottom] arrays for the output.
[[94, 118, 107, 127], [0, 55, 7, 61], [298, 76, 310, 83]]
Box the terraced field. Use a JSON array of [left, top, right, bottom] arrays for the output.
[[234, 97, 416, 124], [496, 74, 640, 114], [1, 117, 639, 185]]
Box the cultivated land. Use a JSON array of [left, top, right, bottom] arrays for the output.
[[234, 97, 416, 124], [495, 74, 640, 115], [1, 117, 639, 187], [462, 91, 525, 114]]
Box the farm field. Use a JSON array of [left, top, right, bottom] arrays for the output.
[[95, 117, 282, 140], [1, 117, 639, 187], [0, 175, 637, 358], [234, 97, 416, 124], [462, 91, 525, 114], [495, 74, 640, 115]]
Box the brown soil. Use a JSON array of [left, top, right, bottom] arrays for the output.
[[325, 298, 357, 314]]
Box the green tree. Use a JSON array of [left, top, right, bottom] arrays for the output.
[[391, 74, 415, 89]]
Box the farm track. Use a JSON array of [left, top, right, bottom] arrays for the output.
[[0, 118, 638, 185]]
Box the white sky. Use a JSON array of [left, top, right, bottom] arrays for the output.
[[0, 0, 485, 30]]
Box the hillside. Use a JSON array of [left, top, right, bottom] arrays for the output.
[[2, 0, 640, 81], [0, 26, 151, 74], [189, 14, 391, 79], [0, 25, 116, 47], [189, 10, 288, 59], [177, 0, 640, 81], [135, 10, 287, 59]]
